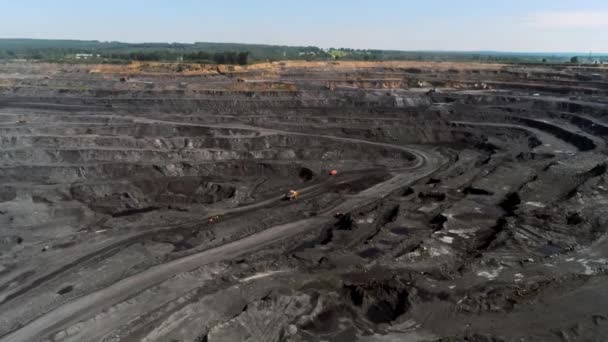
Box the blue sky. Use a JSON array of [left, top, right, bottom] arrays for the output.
[[1, 0, 607, 52]]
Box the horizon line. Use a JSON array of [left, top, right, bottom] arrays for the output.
[[1, 37, 607, 56]]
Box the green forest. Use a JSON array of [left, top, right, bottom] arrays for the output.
[[1, 39, 606, 65]]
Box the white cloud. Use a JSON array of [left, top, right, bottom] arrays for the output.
[[528, 10, 608, 29]]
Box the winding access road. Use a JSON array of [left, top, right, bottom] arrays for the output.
[[0, 123, 447, 342]]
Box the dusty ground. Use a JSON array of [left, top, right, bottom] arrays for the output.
[[0, 60, 607, 342]]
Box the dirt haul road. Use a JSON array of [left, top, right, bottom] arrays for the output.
[[0, 129, 445, 342], [0, 147, 443, 342]]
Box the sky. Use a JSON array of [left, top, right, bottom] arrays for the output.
[[1, 0, 608, 53]]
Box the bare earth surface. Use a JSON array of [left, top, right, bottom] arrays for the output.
[[0, 60, 607, 341]]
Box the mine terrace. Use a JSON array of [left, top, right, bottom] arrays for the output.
[[0, 60, 607, 341]]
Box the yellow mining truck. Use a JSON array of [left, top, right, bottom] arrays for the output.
[[284, 190, 300, 201]]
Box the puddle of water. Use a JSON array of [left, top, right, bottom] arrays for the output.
[[57, 285, 74, 295], [358, 247, 382, 259], [390, 227, 409, 235], [538, 244, 562, 256]]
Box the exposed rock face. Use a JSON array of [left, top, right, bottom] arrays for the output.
[[207, 292, 312, 342]]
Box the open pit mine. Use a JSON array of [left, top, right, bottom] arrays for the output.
[[0, 60, 607, 342]]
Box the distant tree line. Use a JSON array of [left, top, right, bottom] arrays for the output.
[[0, 39, 328, 64], [1, 39, 607, 65], [103, 51, 249, 65], [183, 51, 249, 65]]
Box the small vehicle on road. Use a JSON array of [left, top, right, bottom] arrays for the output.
[[207, 215, 222, 224], [284, 190, 300, 201]]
